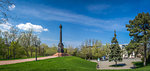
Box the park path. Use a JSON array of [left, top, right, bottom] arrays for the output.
[[90, 58, 141, 70], [0, 56, 58, 65]]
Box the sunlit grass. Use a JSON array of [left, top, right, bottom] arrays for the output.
[[0, 56, 150, 71]]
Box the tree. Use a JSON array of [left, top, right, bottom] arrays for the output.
[[2, 31, 10, 59], [66, 45, 75, 55], [9, 41, 21, 58], [80, 45, 88, 59], [19, 32, 30, 57], [42, 44, 57, 56], [72, 48, 78, 56], [105, 43, 110, 58], [40, 43, 47, 56], [78, 39, 105, 59], [126, 12, 150, 66], [0, 0, 14, 24], [0, 27, 45, 59], [40, 43, 48, 56], [9, 26, 18, 58], [109, 30, 122, 65], [0, 30, 7, 59], [27, 30, 34, 57], [48, 45, 57, 56], [66, 40, 108, 59], [125, 40, 141, 58], [18, 29, 39, 57], [33, 35, 40, 61], [91, 40, 102, 59]]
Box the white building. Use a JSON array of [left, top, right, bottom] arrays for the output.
[[119, 44, 136, 59]]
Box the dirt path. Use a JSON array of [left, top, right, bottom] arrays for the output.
[[0, 56, 58, 65], [91, 58, 141, 70]]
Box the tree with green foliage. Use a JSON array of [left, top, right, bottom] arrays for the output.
[[40, 43, 47, 56], [125, 40, 141, 58], [65, 45, 79, 56], [9, 26, 19, 59], [44, 44, 57, 56], [72, 48, 78, 56], [126, 12, 150, 66], [78, 39, 107, 59], [0, 31, 7, 59], [19, 32, 30, 57], [91, 40, 100, 59], [109, 30, 122, 65], [2, 31, 10, 59], [0, 27, 45, 60], [105, 43, 110, 58], [80, 45, 88, 59], [66, 45, 74, 55]]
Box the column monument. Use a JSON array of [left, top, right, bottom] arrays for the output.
[[53, 24, 69, 56], [58, 24, 64, 53]]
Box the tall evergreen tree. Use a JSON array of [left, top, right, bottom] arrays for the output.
[[109, 30, 122, 65], [126, 12, 150, 66]]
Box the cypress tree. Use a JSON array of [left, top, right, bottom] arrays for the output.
[[109, 30, 122, 65]]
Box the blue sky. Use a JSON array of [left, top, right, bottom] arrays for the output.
[[2, 0, 150, 47]]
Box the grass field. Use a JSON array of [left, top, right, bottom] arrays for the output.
[[0, 56, 150, 71], [0, 56, 45, 61]]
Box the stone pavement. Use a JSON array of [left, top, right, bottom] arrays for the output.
[[0, 56, 58, 65], [90, 58, 141, 70]]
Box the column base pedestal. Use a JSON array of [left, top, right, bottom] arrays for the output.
[[53, 53, 69, 56]]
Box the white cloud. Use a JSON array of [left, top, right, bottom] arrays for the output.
[[9, 4, 15, 10], [84, 28, 103, 33], [0, 22, 12, 31], [43, 29, 48, 31], [16, 22, 48, 32], [17, 5, 131, 32], [87, 4, 110, 11]]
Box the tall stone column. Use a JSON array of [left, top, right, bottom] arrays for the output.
[[58, 24, 64, 53]]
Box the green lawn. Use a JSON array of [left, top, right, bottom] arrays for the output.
[[0, 56, 45, 61], [0, 56, 150, 71], [0, 56, 97, 71]]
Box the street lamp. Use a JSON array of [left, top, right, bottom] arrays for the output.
[[42, 46, 44, 56], [35, 37, 40, 61], [35, 44, 37, 61]]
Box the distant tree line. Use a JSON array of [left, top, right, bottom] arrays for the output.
[[0, 27, 56, 60], [64, 39, 110, 60]]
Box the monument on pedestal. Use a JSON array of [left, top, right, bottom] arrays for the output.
[[58, 24, 64, 53], [53, 24, 69, 56]]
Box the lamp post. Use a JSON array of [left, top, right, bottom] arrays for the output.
[[34, 37, 38, 61], [42, 47, 44, 56], [35, 37, 40, 61], [35, 44, 37, 61]]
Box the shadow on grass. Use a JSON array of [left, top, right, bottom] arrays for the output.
[[132, 61, 143, 68], [109, 63, 126, 67]]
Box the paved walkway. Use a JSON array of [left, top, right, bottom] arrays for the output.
[[90, 58, 141, 70], [0, 56, 58, 65]]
